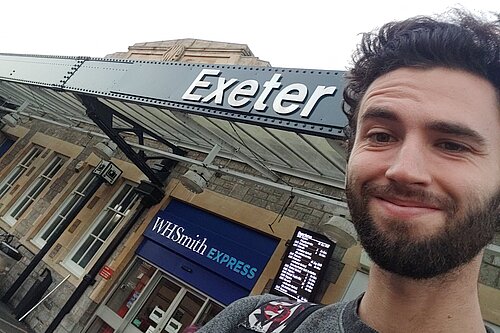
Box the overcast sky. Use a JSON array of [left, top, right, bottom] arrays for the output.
[[1, 1, 497, 70]]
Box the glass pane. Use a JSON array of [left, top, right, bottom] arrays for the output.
[[195, 301, 224, 326], [9, 154, 64, 221], [36, 171, 94, 247], [117, 191, 138, 213], [0, 184, 10, 197], [72, 236, 95, 263], [41, 215, 64, 241], [91, 211, 117, 238], [84, 316, 115, 333], [30, 178, 49, 197], [162, 292, 204, 333], [69, 183, 137, 271], [59, 194, 81, 218], [109, 184, 132, 211], [1, 167, 24, 193], [78, 173, 98, 192], [25, 147, 42, 164], [8, 167, 25, 182], [106, 259, 157, 317], [79, 239, 103, 268], [11, 195, 32, 219], [99, 213, 122, 240], [46, 157, 64, 177], [1, 146, 41, 197], [131, 277, 181, 333]]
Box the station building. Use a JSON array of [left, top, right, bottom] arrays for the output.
[[0, 39, 498, 333]]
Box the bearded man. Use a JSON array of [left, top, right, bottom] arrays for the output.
[[197, 9, 500, 333]]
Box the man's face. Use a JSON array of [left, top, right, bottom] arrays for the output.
[[346, 67, 500, 279]]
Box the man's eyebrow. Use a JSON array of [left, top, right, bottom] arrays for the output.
[[360, 108, 487, 146], [427, 121, 486, 146], [360, 107, 399, 122]]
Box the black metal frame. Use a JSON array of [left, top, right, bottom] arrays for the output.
[[79, 94, 185, 186]]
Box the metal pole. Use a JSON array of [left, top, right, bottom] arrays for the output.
[[18, 275, 70, 321]]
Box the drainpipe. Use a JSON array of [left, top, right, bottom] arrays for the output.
[[1, 173, 105, 303], [44, 180, 164, 333]]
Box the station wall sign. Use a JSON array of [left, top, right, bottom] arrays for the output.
[[270, 226, 335, 302]]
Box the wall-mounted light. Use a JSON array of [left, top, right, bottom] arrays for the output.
[[179, 144, 220, 194], [92, 139, 117, 161], [180, 165, 214, 194], [1, 113, 19, 128], [319, 215, 357, 248]]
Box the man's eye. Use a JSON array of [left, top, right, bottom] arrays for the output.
[[437, 141, 469, 152], [369, 132, 393, 143]]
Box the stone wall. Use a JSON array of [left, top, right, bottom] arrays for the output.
[[480, 233, 500, 289]]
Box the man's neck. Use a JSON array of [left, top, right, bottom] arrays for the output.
[[358, 255, 485, 333]]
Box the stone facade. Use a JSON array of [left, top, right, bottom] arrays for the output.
[[105, 38, 271, 67], [481, 233, 500, 289]]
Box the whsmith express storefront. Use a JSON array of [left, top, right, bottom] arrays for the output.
[[87, 197, 285, 333]]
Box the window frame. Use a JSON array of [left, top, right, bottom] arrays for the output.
[[2, 152, 65, 226], [0, 145, 43, 199], [62, 182, 139, 277], [31, 170, 100, 249]]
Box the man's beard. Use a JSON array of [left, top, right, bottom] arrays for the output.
[[346, 181, 500, 280]]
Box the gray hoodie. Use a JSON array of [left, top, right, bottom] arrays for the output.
[[197, 294, 376, 333], [197, 294, 494, 333]]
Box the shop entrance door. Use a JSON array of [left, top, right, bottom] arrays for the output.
[[123, 276, 204, 333]]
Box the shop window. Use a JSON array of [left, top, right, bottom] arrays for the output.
[[165, 291, 205, 333], [63, 183, 139, 276], [0, 145, 42, 198], [32, 171, 100, 248], [195, 301, 224, 326], [105, 258, 157, 318], [2, 153, 65, 226], [0, 137, 15, 158], [84, 317, 115, 333]]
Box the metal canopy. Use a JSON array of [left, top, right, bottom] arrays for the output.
[[0, 53, 348, 208]]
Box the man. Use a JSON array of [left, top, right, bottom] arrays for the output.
[[197, 10, 500, 333]]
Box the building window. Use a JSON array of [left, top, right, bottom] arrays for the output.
[[0, 137, 15, 158], [32, 171, 100, 248], [3, 154, 66, 226], [63, 183, 139, 276], [0, 146, 42, 198]]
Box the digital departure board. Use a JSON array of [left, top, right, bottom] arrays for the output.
[[270, 227, 335, 302]]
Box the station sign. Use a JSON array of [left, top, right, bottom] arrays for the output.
[[0, 54, 347, 137], [108, 63, 347, 137], [270, 226, 335, 302]]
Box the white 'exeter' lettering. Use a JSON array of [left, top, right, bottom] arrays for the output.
[[181, 69, 336, 118]]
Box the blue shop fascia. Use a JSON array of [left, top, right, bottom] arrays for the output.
[[138, 199, 279, 305]]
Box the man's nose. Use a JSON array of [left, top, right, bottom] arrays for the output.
[[385, 140, 432, 186]]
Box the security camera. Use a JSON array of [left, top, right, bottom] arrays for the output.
[[75, 161, 85, 173]]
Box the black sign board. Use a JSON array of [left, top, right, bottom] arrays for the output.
[[270, 227, 335, 302], [0, 54, 347, 138]]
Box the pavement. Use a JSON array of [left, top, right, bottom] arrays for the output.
[[0, 302, 35, 333]]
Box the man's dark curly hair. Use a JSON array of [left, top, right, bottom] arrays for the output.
[[342, 10, 500, 155]]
